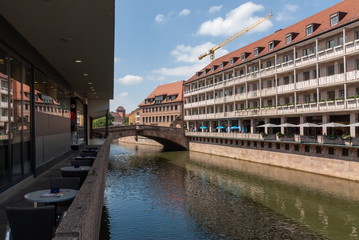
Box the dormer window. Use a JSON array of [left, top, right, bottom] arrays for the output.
[[211, 65, 218, 72], [285, 34, 292, 44], [306, 24, 313, 35], [196, 72, 202, 77], [230, 57, 238, 65], [254, 48, 259, 56], [268, 41, 275, 50], [220, 62, 224, 69], [330, 13, 339, 26]]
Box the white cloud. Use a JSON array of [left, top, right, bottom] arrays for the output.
[[197, 2, 273, 37], [179, 9, 191, 16], [153, 63, 207, 78], [114, 57, 119, 64], [171, 42, 228, 63], [209, 5, 222, 14], [155, 14, 165, 23], [117, 75, 144, 85], [276, 4, 299, 21]]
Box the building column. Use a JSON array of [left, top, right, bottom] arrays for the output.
[[322, 114, 328, 135], [350, 113, 356, 137], [209, 120, 212, 132], [280, 116, 285, 134], [218, 120, 221, 132], [228, 120, 231, 132], [300, 115, 305, 135], [250, 119, 254, 134]]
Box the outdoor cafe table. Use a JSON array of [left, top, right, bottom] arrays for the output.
[[60, 166, 91, 172], [24, 189, 78, 207]]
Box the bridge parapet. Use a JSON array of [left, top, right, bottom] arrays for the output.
[[94, 125, 188, 150]]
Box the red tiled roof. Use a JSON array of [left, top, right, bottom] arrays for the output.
[[186, 0, 359, 83], [139, 80, 184, 107]]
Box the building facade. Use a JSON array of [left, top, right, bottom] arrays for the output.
[[128, 108, 141, 125], [139, 81, 184, 128], [183, 0, 359, 160], [111, 106, 126, 126]]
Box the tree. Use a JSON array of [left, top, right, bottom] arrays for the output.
[[92, 115, 115, 128]]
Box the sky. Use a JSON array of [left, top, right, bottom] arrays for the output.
[[110, 0, 343, 113]]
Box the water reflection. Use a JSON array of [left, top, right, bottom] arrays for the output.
[[102, 142, 359, 240]]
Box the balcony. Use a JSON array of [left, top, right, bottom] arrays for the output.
[[319, 73, 345, 86], [260, 87, 276, 96], [295, 53, 316, 68], [296, 79, 317, 90], [277, 83, 295, 93], [318, 45, 344, 61], [345, 39, 359, 54], [276, 60, 294, 73], [259, 66, 275, 77]]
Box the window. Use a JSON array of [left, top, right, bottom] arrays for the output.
[[285, 34, 292, 44], [268, 41, 274, 50], [241, 53, 246, 61], [254, 48, 259, 56], [284, 97, 290, 104], [267, 99, 273, 106], [230, 58, 234, 65], [266, 60, 272, 68], [283, 55, 289, 63], [338, 63, 344, 73], [326, 39, 335, 49], [303, 48, 310, 56], [328, 147, 334, 155], [304, 94, 310, 103], [339, 89, 344, 98], [356, 59, 359, 70], [338, 36, 343, 46], [284, 76, 290, 84], [306, 25, 313, 35], [267, 80, 272, 88], [330, 13, 339, 26], [303, 71, 310, 80], [355, 31, 359, 40], [327, 65, 335, 76], [327, 91, 335, 100]]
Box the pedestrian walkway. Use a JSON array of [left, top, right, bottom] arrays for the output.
[[0, 144, 102, 239]]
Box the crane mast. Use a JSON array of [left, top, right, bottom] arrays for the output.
[[198, 11, 273, 62]]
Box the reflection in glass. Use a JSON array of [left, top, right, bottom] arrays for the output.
[[0, 48, 9, 188]]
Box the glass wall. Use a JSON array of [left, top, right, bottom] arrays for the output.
[[0, 48, 9, 188], [34, 70, 71, 166], [0, 46, 33, 190]]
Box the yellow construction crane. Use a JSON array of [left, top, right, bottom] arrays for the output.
[[198, 11, 273, 62]]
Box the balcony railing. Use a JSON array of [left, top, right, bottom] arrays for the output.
[[185, 131, 359, 146]]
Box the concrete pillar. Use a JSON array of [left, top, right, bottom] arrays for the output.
[[322, 114, 328, 135], [280, 116, 285, 134], [194, 121, 197, 132], [201, 121, 204, 132], [300, 115, 304, 135], [228, 120, 231, 132], [350, 113, 356, 137], [265, 118, 269, 134], [209, 120, 212, 132], [218, 120, 221, 132], [250, 119, 254, 134]]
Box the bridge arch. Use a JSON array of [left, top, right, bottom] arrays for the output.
[[95, 126, 188, 151]]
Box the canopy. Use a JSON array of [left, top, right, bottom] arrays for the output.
[[278, 123, 299, 127], [230, 126, 240, 129], [216, 126, 225, 129], [320, 122, 348, 127], [298, 122, 320, 127], [257, 123, 279, 128], [199, 126, 207, 129]]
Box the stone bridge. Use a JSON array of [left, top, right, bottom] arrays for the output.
[[93, 125, 188, 150]]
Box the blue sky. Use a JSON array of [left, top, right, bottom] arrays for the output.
[[110, 0, 342, 113]]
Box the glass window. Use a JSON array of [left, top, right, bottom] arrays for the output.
[[326, 39, 335, 49], [338, 63, 344, 73], [327, 91, 335, 100], [241, 53, 246, 61], [285, 34, 292, 44], [284, 76, 290, 85], [254, 48, 259, 56], [306, 25, 313, 35], [327, 65, 335, 76], [330, 14, 339, 26], [303, 71, 310, 80], [268, 42, 274, 50], [355, 31, 359, 40], [338, 36, 343, 46], [304, 94, 310, 103], [303, 48, 310, 56]]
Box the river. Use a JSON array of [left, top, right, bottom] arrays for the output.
[[100, 141, 359, 240]]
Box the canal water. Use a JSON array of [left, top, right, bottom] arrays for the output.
[[100, 141, 359, 240]]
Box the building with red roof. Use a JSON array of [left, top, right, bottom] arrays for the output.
[[139, 80, 184, 127], [184, 0, 359, 139]]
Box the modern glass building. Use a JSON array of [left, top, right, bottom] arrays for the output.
[[0, 0, 114, 193]]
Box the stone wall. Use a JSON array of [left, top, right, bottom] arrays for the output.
[[190, 142, 359, 181], [53, 137, 111, 240], [118, 136, 163, 146]]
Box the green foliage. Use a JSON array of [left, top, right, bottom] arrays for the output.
[[92, 115, 114, 128]]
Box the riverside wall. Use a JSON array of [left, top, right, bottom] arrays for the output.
[[118, 136, 163, 147], [190, 142, 359, 182], [53, 137, 111, 240]]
